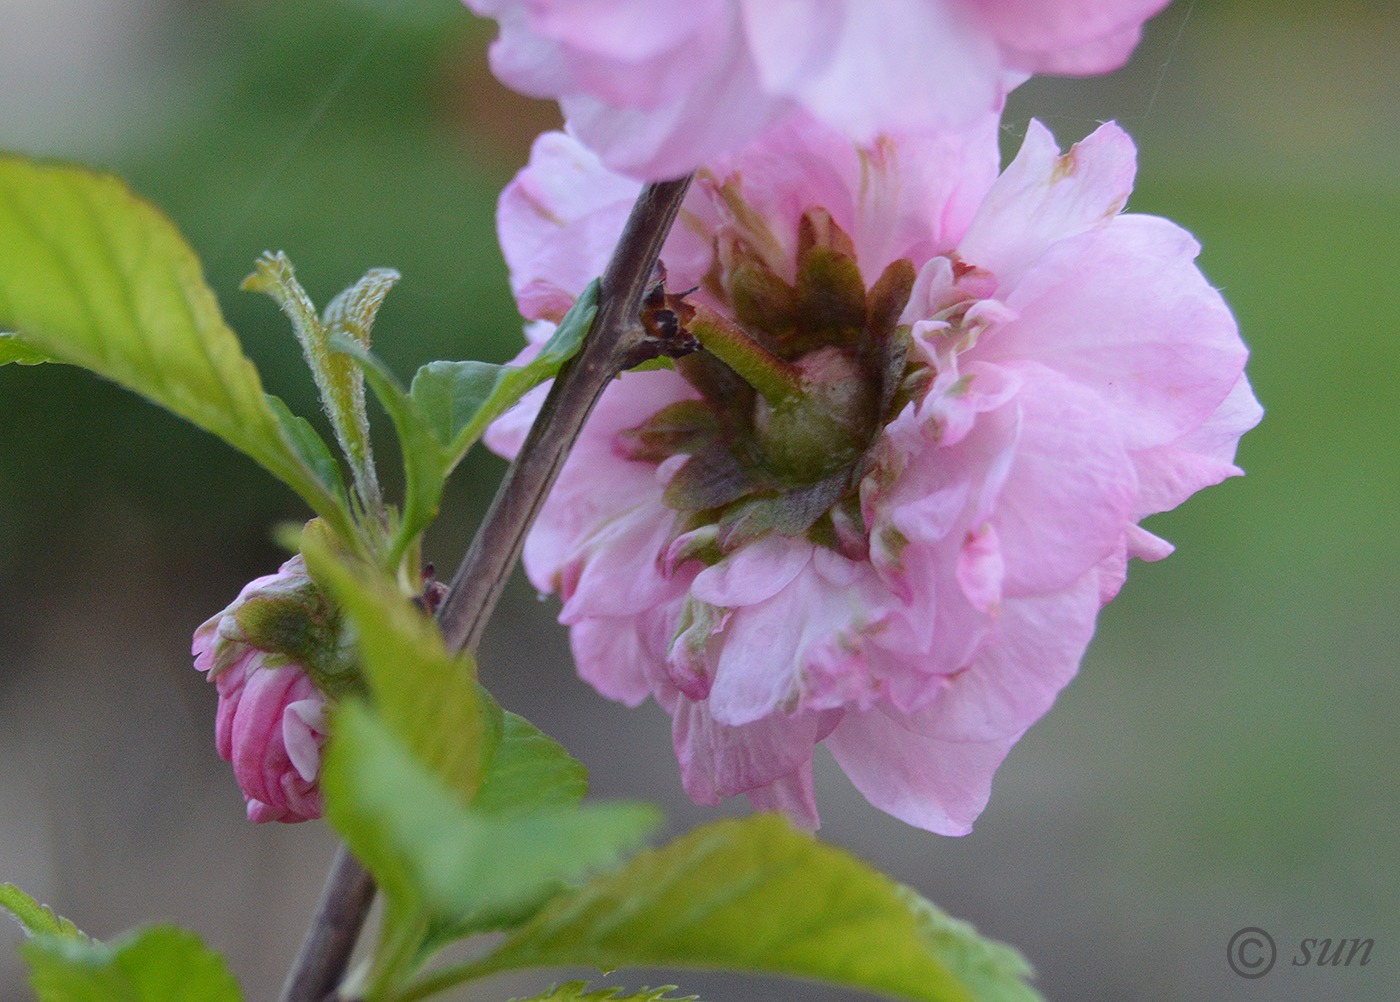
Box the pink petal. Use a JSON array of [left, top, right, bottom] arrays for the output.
[[672, 697, 837, 805], [691, 535, 812, 608], [973, 0, 1172, 75], [569, 614, 657, 707], [980, 214, 1247, 451], [989, 363, 1136, 597], [742, 0, 1003, 140], [958, 120, 1137, 290], [907, 571, 1100, 742], [826, 707, 1017, 836], [497, 132, 639, 319], [1130, 373, 1261, 518], [746, 761, 821, 830]]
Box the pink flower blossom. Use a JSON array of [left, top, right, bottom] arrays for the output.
[[487, 116, 1259, 834], [463, 0, 1171, 178], [193, 556, 331, 824]]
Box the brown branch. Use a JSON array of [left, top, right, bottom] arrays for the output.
[[436, 174, 694, 654], [276, 846, 375, 1002], [276, 173, 694, 1002]]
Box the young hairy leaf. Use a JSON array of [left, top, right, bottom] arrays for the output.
[[324, 702, 659, 937], [0, 155, 356, 542], [244, 252, 393, 513], [22, 925, 242, 1002], [511, 982, 699, 1002], [0, 884, 87, 941], [328, 334, 452, 564], [442, 815, 1042, 1002]]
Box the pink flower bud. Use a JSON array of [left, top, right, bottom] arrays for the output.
[[192, 556, 332, 824]]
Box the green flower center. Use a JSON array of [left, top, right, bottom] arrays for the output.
[[618, 207, 928, 561]]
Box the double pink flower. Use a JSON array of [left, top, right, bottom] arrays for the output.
[[487, 114, 1259, 833]]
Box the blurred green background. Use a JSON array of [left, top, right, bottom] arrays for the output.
[[1, 1, 1395, 1000]]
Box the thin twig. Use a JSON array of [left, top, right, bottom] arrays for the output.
[[276, 173, 694, 1002], [277, 846, 375, 1002], [436, 174, 694, 655]]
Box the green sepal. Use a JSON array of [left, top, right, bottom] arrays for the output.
[[21, 925, 243, 1002], [0, 155, 358, 544], [430, 814, 1042, 1002], [0, 884, 88, 941]]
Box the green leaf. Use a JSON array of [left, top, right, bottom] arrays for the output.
[[452, 815, 1041, 1002], [265, 393, 349, 507], [409, 277, 599, 467], [899, 890, 1040, 1002], [0, 332, 54, 365], [325, 702, 659, 935], [0, 155, 356, 541], [320, 701, 432, 919], [471, 711, 590, 819], [511, 982, 699, 1002], [0, 884, 87, 941], [22, 925, 243, 1002], [532, 280, 599, 369], [409, 359, 510, 448], [300, 522, 498, 801]]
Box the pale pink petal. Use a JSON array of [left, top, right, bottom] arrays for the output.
[[1125, 523, 1174, 562], [909, 572, 1100, 742], [974, 0, 1172, 75], [743, 0, 1002, 140], [990, 363, 1136, 596], [690, 535, 812, 608], [466, 1, 1167, 179], [957, 120, 1137, 290], [1130, 373, 1262, 518], [497, 132, 638, 319], [673, 698, 838, 805], [282, 696, 326, 783], [957, 522, 1005, 612], [569, 615, 659, 707], [561, 41, 789, 180], [978, 215, 1246, 451], [827, 708, 1018, 836], [558, 502, 686, 622]]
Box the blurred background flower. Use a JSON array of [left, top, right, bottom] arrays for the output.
[[1, 1, 1395, 1000]]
